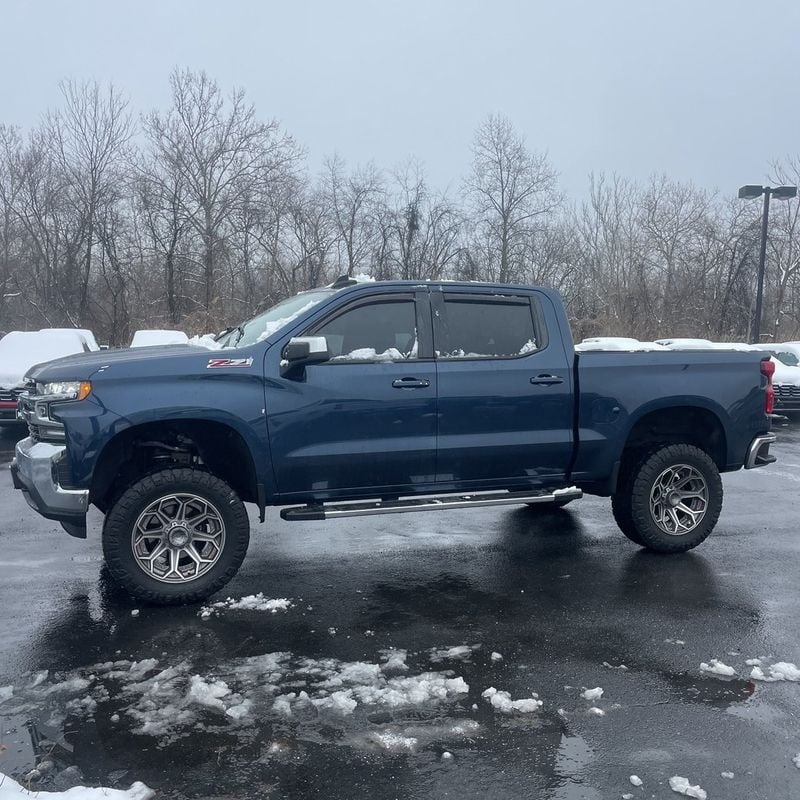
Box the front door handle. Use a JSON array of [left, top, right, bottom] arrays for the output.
[[530, 374, 564, 386], [392, 377, 431, 389]]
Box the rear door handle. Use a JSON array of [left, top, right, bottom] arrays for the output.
[[392, 377, 431, 389], [530, 374, 564, 386]]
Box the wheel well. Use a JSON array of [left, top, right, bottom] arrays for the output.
[[91, 420, 259, 512], [621, 406, 727, 470]]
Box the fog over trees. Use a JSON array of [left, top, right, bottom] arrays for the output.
[[1, 70, 798, 345]]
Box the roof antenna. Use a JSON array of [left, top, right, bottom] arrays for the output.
[[330, 275, 359, 289]]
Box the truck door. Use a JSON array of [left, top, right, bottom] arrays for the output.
[[432, 288, 574, 488], [264, 289, 437, 499]]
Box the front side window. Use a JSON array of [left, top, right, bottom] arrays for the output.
[[437, 296, 537, 359], [314, 298, 418, 361]]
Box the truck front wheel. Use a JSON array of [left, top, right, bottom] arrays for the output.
[[612, 444, 723, 553], [102, 468, 250, 605]]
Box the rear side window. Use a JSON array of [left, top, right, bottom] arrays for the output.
[[437, 296, 537, 359], [313, 298, 418, 361]]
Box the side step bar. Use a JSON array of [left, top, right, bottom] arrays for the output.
[[280, 487, 583, 521]]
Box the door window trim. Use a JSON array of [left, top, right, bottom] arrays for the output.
[[432, 290, 547, 361], [301, 291, 434, 363]]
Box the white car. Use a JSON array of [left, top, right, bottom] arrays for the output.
[[0, 330, 91, 422], [41, 328, 100, 351], [130, 329, 189, 348]]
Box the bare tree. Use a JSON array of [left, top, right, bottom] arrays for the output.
[[464, 114, 558, 283]]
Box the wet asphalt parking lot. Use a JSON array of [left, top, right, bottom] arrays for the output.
[[0, 421, 799, 800]]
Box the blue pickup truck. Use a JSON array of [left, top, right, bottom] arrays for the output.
[[11, 279, 777, 604]]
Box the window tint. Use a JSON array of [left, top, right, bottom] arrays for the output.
[[315, 299, 418, 361], [438, 297, 537, 359]]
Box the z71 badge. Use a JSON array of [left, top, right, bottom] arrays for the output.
[[207, 357, 253, 369]]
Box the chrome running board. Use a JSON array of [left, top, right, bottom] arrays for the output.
[[280, 486, 583, 521]]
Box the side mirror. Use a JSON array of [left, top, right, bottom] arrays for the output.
[[281, 336, 331, 376]]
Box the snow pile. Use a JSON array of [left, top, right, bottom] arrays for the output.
[[371, 732, 417, 751], [188, 333, 223, 350], [629, 775, 643, 786], [332, 347, 406, 362], [352, 273, 376, 283], [580, 687, 604, 700], [481, 687, 542, 713], [0, 772, 153, 800], [186, 674, 231, 711], [700, 659, 736, 677], [0, 330, 88, 388], [668, 776, 707, 799], [519, 339, 537, 355], [750, 661, 800, 682], [129, 329, 189, 347], [793, 754, 800, 769], [200, 594, 293, 618]]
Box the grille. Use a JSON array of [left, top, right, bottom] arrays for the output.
[[0, 389, 16, 403], [774, 384, 800, 398]]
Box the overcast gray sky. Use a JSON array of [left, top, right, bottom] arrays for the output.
[[2, 0, 799, 198]]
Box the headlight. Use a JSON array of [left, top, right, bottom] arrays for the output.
[[37, 381, 92, 401]]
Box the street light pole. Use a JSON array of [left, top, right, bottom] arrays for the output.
[[753, 189, 771, 343], [738, 183, 798, 344]]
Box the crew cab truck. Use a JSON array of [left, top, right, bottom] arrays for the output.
[[11, 280, 777, 604]]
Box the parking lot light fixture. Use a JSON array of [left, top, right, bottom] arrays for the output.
[[738, 184, 798, 343]]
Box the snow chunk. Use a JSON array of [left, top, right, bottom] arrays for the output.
[[481, 687, 542, 713], [372, 732, 417, 751], [0, 686, 12, 703], [186, 675, 231, 711], [602, 661, 628, 670], [200, 594, 293, 617], [793, 753, 800, 769], [311, 690, 358, 715], [587, 706, 604, 716], [491, 652, 503, 662], [721, 771, 734, 779], [429, 644, 480, 663], [332, 346, 406, 362], [745, 658, 762, 666], [519, 339, 537, 355], [380, 649, 409, 673], [622, 794, 634, 800], [44, 677, 93, 695], [629, 775, 643, 786], [751, 661, 800, 682], [581, 687, 604, 701], [700, 659, 736, 677], [669, 776, 707, 799], [352, 273, 375, 283], [0, 771, 154, 799]]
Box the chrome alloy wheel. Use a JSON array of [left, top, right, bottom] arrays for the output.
[[649, 464, 709, 536], [131, 493, 226, 583]]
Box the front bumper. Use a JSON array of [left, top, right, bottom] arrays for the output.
[[744, 432, 777, 469], [10, 437, 89, 526]]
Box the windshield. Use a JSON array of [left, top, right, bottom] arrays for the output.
[[219, 289, 335, 348], [773, 350, 800, 367]]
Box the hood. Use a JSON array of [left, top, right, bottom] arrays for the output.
[[25, 344, 217, 382]]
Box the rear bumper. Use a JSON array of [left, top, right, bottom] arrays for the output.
[[744, 432, 777, 469], [10, 437, 89, 524]]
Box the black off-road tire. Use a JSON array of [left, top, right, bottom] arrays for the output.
[[102, 468, 250, 605], [612, 444, 723, 553]]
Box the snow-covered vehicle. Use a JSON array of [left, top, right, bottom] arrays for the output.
[[42, 328, 100, 352], [130, 329, 189, 348], [0, 330, 92, 423]]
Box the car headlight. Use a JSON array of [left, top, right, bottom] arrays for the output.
[[37, 381, 92, 401]]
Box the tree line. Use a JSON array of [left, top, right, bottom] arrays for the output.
[[1, 69, 798, 346]]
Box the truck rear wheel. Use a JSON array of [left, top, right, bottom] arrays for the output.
[[102, 468, 250, 605], [612, 444, 722, 553]]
